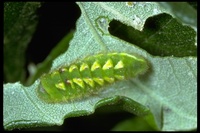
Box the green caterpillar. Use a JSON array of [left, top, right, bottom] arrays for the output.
[[37, 52, 148, 103]]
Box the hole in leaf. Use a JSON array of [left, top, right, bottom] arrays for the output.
[[109, 13, 196, 57]]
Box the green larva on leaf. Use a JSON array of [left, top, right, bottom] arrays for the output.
[[37, 52, 148, 103]]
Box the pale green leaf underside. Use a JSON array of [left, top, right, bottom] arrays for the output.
[[4, 2, 196, 131]]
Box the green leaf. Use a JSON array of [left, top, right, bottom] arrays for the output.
[[4, 2, 41, 83], [112, 116, 156, 131], [109, 13, 196, 57], [158, 2, 197, 30], [3, 2, 197, 131]]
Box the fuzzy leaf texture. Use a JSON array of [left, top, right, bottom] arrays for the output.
[[3, 2, 197, 131]]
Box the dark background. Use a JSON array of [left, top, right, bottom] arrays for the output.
[[26, 2, 80, 64]]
